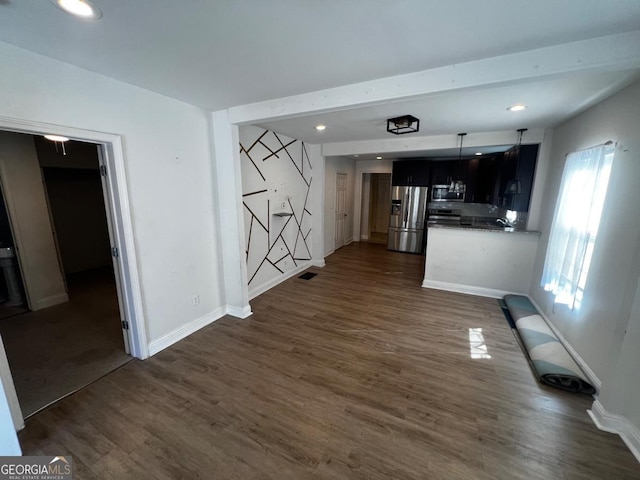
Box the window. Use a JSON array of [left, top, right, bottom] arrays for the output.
[[541, 144, 614, 309]]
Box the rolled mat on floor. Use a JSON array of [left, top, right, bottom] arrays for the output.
[[503, 295, 596, 395]]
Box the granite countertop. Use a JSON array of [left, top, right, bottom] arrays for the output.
[[428, 223, 541, 235]]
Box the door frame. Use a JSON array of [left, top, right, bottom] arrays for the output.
[[0, 116, 148, 360], [353, 161, 393, 242], [334, 172, 347, 250]]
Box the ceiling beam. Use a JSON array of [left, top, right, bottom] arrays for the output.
[[321, 129, 546, 157], [228, 30, 640, 125]]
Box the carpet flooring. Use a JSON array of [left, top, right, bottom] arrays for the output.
[[0, 267, 131, 417]]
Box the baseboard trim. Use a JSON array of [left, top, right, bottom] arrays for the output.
[[345, 237, 354, 245], [249, 261, 313, 300], [312, 259, 326, 267], [360, 235, 369, 240], [324, 249, 335, 258], [528, 297, 602, 391], [226, 304, 252, 319], [32, 293, 69, 310], [588, 400, 640, 463], [148, 306, 226, 356], [421, 279, 514, 299]]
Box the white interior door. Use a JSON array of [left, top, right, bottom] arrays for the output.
[[96, 146, 130, 355], [335, 173, 347, 249]]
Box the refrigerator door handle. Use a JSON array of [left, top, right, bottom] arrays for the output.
[[404, 192, 410, 225]]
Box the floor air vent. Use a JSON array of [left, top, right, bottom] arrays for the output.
[[298, 272, 317, 280]]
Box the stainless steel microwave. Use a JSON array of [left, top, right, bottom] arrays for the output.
[[431, 184, 465, 202]]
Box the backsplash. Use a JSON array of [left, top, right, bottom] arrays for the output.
[[428, 202, 529, 229]]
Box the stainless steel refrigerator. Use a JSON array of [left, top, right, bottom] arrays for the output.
[[387, 186, 429, 253]]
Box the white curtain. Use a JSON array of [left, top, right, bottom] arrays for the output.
[[541, 144, 614, 308]]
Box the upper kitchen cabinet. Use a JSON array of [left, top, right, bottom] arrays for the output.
[[430, 159, 467, 186], [392, 160, 430, 186], [465, 156, 496, 203], [497, 144, 539, 211]]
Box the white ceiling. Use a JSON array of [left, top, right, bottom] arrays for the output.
[[1, 1, 640, 144], [258, 70, 640, 143]]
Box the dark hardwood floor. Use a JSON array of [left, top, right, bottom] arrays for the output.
[[18, 243, 640, 479]]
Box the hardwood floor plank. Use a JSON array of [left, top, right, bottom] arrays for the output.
[[18, 243, 640, 479]]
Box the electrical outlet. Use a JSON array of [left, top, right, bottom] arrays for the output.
[[192, 294, 200, 306], [283, 259, 288, 267], [280, 201, 286, 209]]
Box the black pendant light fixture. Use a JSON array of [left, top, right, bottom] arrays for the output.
[[505, 128, 527, 195], [450, 132, 467, 192]]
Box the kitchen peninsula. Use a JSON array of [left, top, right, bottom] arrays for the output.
[[423, 205, 541, 297]]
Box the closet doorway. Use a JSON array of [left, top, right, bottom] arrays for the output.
[[366, 173, 391, 244], [0, 129, 138, 421]]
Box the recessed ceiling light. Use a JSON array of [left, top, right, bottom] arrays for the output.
[[475, 152, 482, 156], [44, 134, 70, 142], [507, 104, 527, 112], [51, 0, 102, 19], [353, 155, 359, 158], [315, 125, 326, 131], [376, 156, 382, 160]]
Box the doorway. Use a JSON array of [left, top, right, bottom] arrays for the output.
[[368, 173, 391, 244], [0, 129, 139, 421], [335, 173, 347, 249]]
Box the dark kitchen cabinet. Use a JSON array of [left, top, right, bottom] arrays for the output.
[[430, 159, 466, 186], [497, 144, 539, 211], [464, 157, 479, 203], [392, 144, 538, 210], [466, 155, 499, 204], [392, 160, 430, 186]]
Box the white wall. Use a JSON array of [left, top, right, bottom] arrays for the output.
[[526, 129, 554, 231], [210, 110, 250, 318], [0, 132, 67, 310], [0, 41, 225, 346], [529, 80, 640, 439], [529, 80, 640, 383], [599, 273, 640, 439], [0, 376, 20, 455], [310, 145, 325, 266], [239, 126, 314, 297], [424, 228, 540, 297], [324, 156, 356, 254], [0, 337, 22, 432]]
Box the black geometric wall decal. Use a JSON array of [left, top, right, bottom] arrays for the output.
[[246, 130, 269, 152], [264, 133, 296, 162], [240, 145, 265, 182], [240, 129, 312, 285], [242, 201, 268, 233], [302, 143, 312, 171], [243, 189, 268, 197]]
